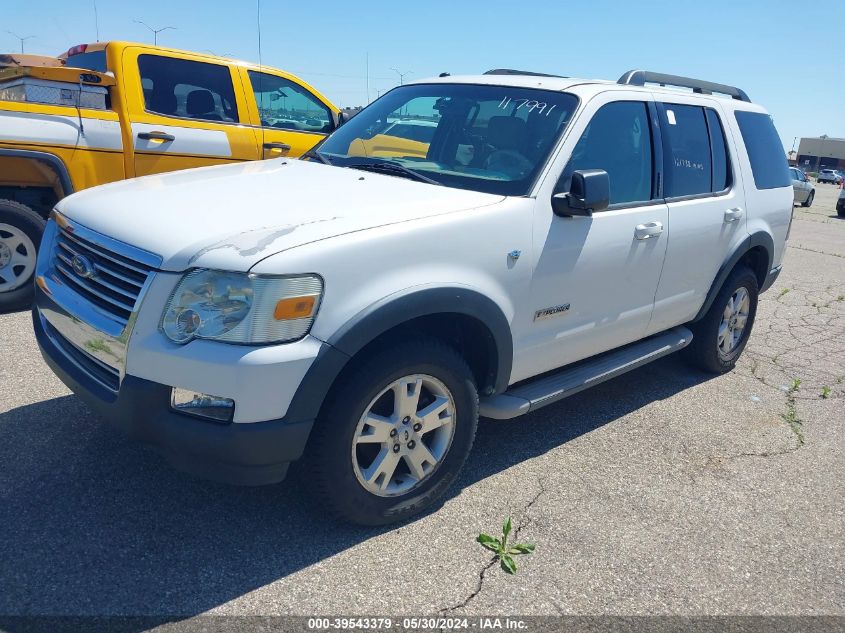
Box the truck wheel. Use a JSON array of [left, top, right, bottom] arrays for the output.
[[308, 338, 478, 525], [0, 200, 46, 313], [685, 266, 758, 374], [801, 190, 814, 208]]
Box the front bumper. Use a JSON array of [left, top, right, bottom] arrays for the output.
[[33, 301, 314, 485]]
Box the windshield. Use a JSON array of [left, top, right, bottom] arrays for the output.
[[315, 83, 578, 195]]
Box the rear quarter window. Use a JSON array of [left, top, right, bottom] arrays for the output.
[[734, 111, 790, 190]]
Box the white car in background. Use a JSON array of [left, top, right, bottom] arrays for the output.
[[817, 168, 843, 184]]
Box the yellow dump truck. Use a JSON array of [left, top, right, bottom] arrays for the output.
[[0, 41, 340, 310]]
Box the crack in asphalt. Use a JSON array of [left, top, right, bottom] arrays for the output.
[[437, 479, 547, 616]]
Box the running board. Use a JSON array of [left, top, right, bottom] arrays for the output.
[[479, 326, 693, 420]]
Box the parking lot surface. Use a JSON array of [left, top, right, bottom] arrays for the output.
[[1, 185, 843, 619]]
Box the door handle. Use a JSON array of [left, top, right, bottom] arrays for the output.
[[635, 221, 663, 240], [263, 142, 291, 153], [724, 207, 744, 222], [137, 131, 175, 142]]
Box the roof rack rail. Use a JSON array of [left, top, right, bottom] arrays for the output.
[[617, 70, 751, 102], [484, 68, 567, 78]]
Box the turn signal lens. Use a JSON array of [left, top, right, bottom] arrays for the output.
[[274, 295, 316, 320]]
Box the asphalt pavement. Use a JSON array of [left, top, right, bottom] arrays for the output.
[[0, 184, 842, 620]]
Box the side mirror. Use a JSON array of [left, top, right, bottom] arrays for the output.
[[335, 109, 356, 128], [552, 169, 610, 217]]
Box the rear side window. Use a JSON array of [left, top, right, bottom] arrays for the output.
[[734, 111, 790, 190], [659, 104, 712, 197], [138, 55, 239, 123]]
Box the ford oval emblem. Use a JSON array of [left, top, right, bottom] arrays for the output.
[[71, 254, 96, 279]]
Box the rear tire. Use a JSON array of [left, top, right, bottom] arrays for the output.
[[0, 200, 46, 313], [308, 338, 478, 525], [802, 190, 814, 208], [684, 266, 758, 374]]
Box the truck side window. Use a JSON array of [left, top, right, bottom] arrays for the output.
[[558, 101, 654, 206], [138, 55, 239, 123], [248, 71, 333, 134]]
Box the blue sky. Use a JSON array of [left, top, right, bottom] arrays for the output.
[[4, 0, 843, 150]]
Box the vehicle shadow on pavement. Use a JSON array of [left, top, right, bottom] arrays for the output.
[[0, 355, 711, 619]]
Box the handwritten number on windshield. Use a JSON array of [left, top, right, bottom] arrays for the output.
[[498, 96, 557, 117]]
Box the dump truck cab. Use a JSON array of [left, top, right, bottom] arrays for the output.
[[0, 41, 340, 310]]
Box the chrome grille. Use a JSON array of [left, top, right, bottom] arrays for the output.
[[53, 225, 154, 326]]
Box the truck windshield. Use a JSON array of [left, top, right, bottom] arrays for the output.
[[315, 83, 578, 196]]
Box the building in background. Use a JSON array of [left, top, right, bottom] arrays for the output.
[[796, 137, 845, 172]]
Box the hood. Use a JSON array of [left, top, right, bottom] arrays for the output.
[[57, 159, 504, 271]]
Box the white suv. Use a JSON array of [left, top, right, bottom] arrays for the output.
[[33, 69, 792, 524]]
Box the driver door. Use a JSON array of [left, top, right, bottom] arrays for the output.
[[241, 68, 336, 159], [512, 94, 669, 382]]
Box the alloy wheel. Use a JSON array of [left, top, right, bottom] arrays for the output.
[[351, 374, 456, 497], [0, 223, 37, 292], [717, 287, 750, 356]]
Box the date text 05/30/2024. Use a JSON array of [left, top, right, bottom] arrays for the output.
[[307, 617, 529, 630]]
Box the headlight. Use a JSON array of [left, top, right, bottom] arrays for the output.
[[161, 269, 322, 345]]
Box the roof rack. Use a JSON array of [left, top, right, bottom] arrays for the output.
[[617, 70, 751, 102], [484, 68, 567, 78]]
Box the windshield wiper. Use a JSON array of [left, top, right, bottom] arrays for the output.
[[303, 150, 332, 165], [346, 160, 441, 186]]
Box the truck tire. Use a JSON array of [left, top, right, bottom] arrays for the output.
[[308, 338, 479, 525], [0, 199, 46, 313], [684, 265, 758, 374]]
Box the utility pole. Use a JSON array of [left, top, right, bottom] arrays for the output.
[[815, 134, 829, 175], [133, 20, 176, 46], [5, 31, 35, 54], [93, 0, 100, 42], [390, 68, 412, 86]]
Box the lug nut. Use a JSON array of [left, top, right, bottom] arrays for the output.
[[413, 422, 422, 432], [389, 428, 398, 438], [393, 444, 400, 453], [407, 440, 416, 449], [403, 416, 410, 424]]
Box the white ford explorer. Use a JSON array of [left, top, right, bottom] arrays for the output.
[[33, 69, 793, 524]]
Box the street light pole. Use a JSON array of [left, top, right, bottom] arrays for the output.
[[133, 20, 176, 45], [5, 31, 35, 54], [390, 68, 412, 86]]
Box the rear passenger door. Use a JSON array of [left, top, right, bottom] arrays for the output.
[[126, 50, 259, 177], [241, 69, 336, 159], [646, 99, 747, 334]]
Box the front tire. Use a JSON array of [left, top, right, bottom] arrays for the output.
[[685, 266, 758, 374], [308, 338, 478, 525], [0, 200, 46, 313]]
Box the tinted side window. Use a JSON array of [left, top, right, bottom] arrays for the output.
[[734, 111, 790, 190], [706, 109, 730, 192], [660, 104, 711, 197], [138, 55, 239, 122], [560, 101, 653, 206], [248, 71, 332, 133]]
